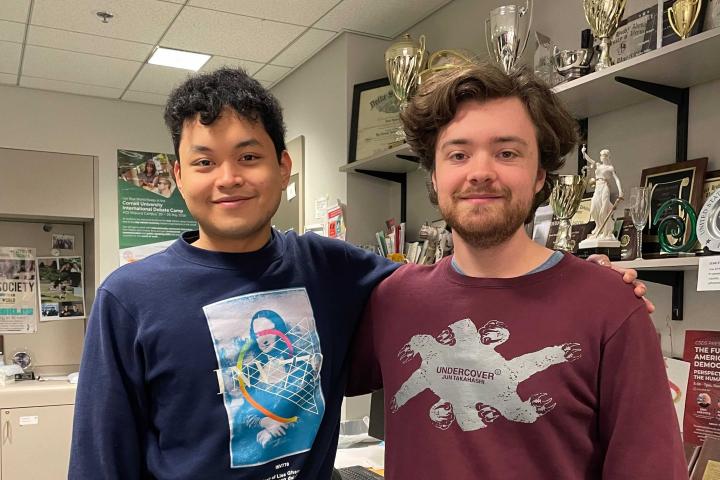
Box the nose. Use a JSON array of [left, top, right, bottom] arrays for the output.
[[465, 155, 498, 185], [216, 160, 245, 189]]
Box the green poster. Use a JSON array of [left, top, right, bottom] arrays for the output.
[[117, 149, 196, 265]]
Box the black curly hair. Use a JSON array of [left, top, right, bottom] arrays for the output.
[[164, 67, 287, 162]]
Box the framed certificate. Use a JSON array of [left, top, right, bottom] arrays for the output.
[[348, 78, 403, 163]]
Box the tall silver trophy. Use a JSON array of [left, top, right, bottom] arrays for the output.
[[485, 0, 533, 74], [583, 0, 627, 71], [550, 175, 588, 251], [385, 33, 427, 109]]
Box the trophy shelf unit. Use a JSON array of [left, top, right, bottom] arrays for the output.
[[341, 144, 420, 222], [552, 27, 720, 119]]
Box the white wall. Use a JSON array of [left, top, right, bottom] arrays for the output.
[[0, 84, 172, 284]]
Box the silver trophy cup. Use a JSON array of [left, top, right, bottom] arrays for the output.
[[485, 0, 533, 74]]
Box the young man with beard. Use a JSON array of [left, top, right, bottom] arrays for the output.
[[70, 67, 650, 480], [348, 63, 687, 479]]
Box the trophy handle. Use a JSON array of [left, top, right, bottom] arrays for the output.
[[485, 17, 493, 59], [519, 0, 534, 58], [667, 5, 681, 38], [418, 34, 427, 69]]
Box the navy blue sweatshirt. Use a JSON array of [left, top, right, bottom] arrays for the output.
[[69, 230, 396, 480]]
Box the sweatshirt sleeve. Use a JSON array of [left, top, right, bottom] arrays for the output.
[[69, 287, 149, 479], [598, 305, 688, 480], [345, 289, 384, 397]]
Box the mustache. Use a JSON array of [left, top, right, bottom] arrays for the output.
[[452, 186, 511, 199]]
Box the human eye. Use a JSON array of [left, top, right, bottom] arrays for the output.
[[498, 150, 519, 160], [448, 152, 468, 161], [240, 154, 259, 162], [191, 158, 213, 167]]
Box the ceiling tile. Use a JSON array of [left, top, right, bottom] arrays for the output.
[[272, 28, 336, 67], [0, 20, 26, 43], [0, 73, 17, 85], [128, 63, 194, 96], [0, 0, 30, 22], [22, 45, 140, 89], [200, 56, 264, 76], [315, 0, 450, 37], [253, 64, 292, 83], [123, 90, 168, 106], [20, 75, 123, 98], [162, 7, 305, 63], [188, 0, 339, 27], [31, 0, 182, 44], [27, 26, 153, 62], [0, 41, 21, 75]]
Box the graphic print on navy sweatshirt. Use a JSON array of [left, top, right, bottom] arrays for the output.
[[203, 288, 325, 469], [391, 318, 582, 431]]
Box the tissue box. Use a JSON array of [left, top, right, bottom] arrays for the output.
[[0, 364, 24, 387]]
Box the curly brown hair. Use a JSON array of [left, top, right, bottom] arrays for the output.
[[401, 62, 578, 221]]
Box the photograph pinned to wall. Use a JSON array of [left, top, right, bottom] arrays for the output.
[[327, 204, 346, 241], [37, 256, 85, 321], [51, 233, 75, 251], [117, 149, 197, 266], [640, 157, 707, 252], [0, 246, 38, 334]]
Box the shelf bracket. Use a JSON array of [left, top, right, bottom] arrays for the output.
[[614, 77, 689, 163], [636, 270, 684, 320], [355, 170, 407, 222]]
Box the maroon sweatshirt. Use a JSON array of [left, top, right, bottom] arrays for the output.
[[348, 253, 687, 480]]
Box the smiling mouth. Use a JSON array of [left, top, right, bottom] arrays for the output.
[[212, 196, 253, 205]]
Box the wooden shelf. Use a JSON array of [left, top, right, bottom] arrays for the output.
[[340, 144, 419, 174], [614, 256, 700, 271], [552, 28, 720, 118]]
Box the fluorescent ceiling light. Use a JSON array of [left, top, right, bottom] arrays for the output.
[[148, 47, 210, 71]]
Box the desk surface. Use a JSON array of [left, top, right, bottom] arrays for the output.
[[0, 380, 76, 408], [335, 443, 384, 470]]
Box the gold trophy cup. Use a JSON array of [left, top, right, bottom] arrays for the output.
[[583, 0, 627, 71], [668, 0, 703, 39], [550, 175, 588, 251]]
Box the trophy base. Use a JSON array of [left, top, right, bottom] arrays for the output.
[[578, 238, 621, 249], [576, 246, 621, 261]]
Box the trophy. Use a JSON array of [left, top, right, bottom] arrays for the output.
[[385, 33, 427, 109], [550, 175, 588, 251], [668, 0, 703, 39], [552, 46, 595, 81], [583, 0, 627, 71], [697, 188, 720, 252], [485, 0, 533, 74]]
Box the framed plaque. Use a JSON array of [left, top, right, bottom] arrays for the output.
[[348, 78, 403, 163], [640, 158, 708, 251], [609, 5, 659, 64], [661, 0, 708, 46], [703, 170, 720, 205]]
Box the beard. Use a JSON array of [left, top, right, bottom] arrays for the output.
[[440, 186, 532, 249]]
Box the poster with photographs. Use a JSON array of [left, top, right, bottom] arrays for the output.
[[683, 330, 720, 445], [0, 246, 38, 334], [37, 256, 86, 321], [117, 149, 196, 265]]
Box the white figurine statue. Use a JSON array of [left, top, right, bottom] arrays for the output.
[[578, 146, 624, 249]]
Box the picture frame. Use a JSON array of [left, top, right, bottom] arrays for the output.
[[702, 169, 720, 206], [348, 78, 403, 164], [640, 157, 708, 249]]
